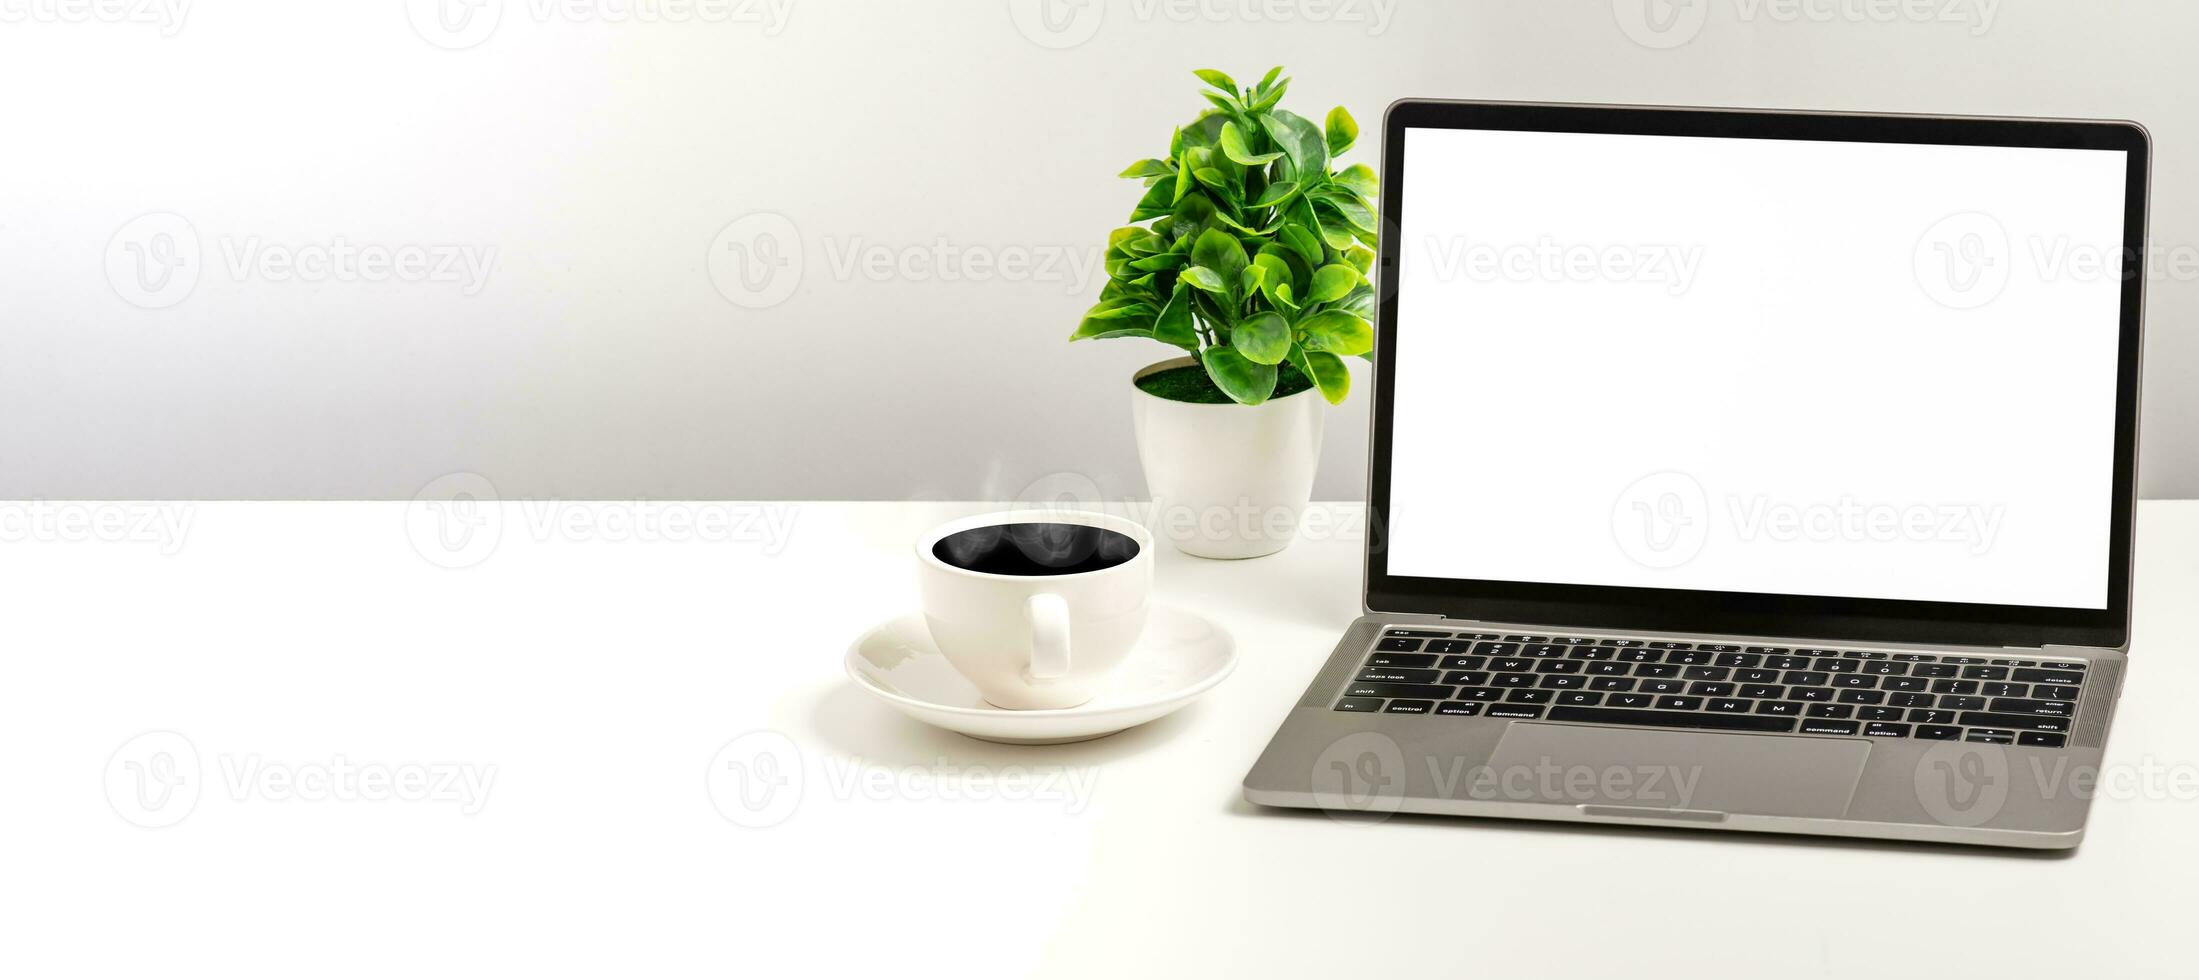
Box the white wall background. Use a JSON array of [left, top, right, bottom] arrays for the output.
[[1, 0, 2192, 501]]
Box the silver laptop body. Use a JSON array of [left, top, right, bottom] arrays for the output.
[[1243, 101, 2150, 849]]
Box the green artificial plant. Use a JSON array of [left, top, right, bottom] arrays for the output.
[[1070, 67, 1379, 406]]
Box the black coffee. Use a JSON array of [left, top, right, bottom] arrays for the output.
[[932, 522, 1139, 576]]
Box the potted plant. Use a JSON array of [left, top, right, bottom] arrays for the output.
[[1071, 67, 1379, 559]]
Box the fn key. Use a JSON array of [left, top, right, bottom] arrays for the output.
[[1334, 698, 1383, 712]]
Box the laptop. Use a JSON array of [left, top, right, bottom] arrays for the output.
[[1243, 101, 2148, 849]]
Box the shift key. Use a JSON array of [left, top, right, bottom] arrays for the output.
[[1344, 682, 1455, 700]]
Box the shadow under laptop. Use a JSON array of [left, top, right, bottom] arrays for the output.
[[1221, 795, 2080, 859]]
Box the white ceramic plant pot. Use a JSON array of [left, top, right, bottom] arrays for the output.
[[1130, 356, 1325, 560]]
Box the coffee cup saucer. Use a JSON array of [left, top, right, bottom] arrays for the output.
[[844, 605, 1236, 744]]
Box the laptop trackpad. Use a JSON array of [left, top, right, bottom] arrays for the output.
[[1478, 723, 1871, 819]]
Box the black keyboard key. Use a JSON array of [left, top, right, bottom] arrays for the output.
[[1493, 673, 1537, 688], [2031, 685, 2082, 701], [1887, 692, 1934, 708], [1916, 725, 1962, 740], [1806, 703, 1854, 719], [1837, 689, 1886, 705], [1345, 682, 1455, 700], [1334, 697, 1383, 712], [1706, 698, 1750, 713], [1943, 656, 1986, 665], [1855, 706, 1904, 721], [1666, 650, 1713, 665], [1912, 663, 1959, 678], [1989, 698, 2075, 717], [1655, 696, 1704, 711], [1589, 677, 1638, 692], [1814, 658, 1862, 673], [1375, 637, 1423, 652], [1645, 641, 1692, 650], [1550, 636, 1598, 646], [1790, 687, 1835, 702], [1357, 667, 1440, 683], [1882, 677, 1929, 693], [1383, 699, 1433, 714], [1545, 706, 1796, 733], [1491, 657, 1535, 673], [1756, 701, 1804, 716], [2013, 668, 2084, 685], [1617, 649, 1663, 663], [2018, 732, 2068, 748], [1799, 719, 1860, 736], [1442, 671, 1491, 686], [1523, 644, 1568, 658], [1981, 682, 2027, 698], [1486, 704, 1545, 719], [1569, 646, 1619, 661], [1506, 689, 1555, 704], [1959, 712, 2072, 733], [1607, 693, 1657, 709], [1435, 701, 1483, 716], [1930, 680, 1980, 695], [1892, 653, 1936, 662], [1537, 675, 1586, 690], [1966, 729, 2015, 744], [1908, 709, 1956, 725], [1637, 664, 1683, 680], [1384, 629, 1450, 638], [1734, 668, 1781, 684], [1744, 646, 1789, 654], [1425, 640, 1476, 655], [1457, 633, 1502, 641], [1682, 666, 1731, 681], [1605, 639, 1646, 648], [1697, 644, 1742, 653], [1454, 687, 1504, 701], [1938, 695, 1986, 711], [1639, 679, 1685, 695], [1586, 661, 1630, 676], [1739, 684, 1785, 699], [1832, 674, 1878, 689], [1366, 652, 1438, 668], [1783, 671, 1831, 686], [1440, 655, 1489, 671], [1862, 662, 1908, 676], [1864, 723, 1912, 738], [1795, 648, 1843, 657], [1502, 635, 1549, 643], [1714, 653, 1761, 668], [1556, 691, 1604, 706], [1472, 642, 1521, 657], [1766, 656, 1813, 670], [2040, 661, 2087, 671], [1535, 659, 1583, 673], [1961, 665, 2011, 681], [1689, 682, 1736, 697]]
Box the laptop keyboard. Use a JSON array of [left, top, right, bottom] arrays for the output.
[[1337, 629, 2085, 747]]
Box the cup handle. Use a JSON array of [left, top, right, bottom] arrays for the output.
[[1025, 593, 1071, 682]]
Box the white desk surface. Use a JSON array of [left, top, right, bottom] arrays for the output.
[[5, 500, 2196, 978]]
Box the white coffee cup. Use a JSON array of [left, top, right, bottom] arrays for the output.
[[915, 510, 1153, 710]]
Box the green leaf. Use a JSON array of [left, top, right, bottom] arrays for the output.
[[1193, 69, 1239, 96], [1128, 251, 1189, 273], [1248, 77, 1289, 112], [1316, 192, 1376, 233], [1201, 346, 1279, 405], [1119, 158, 1174, 179], [1344, 246, 1376, 275], [1130, 178, 1176, 222], [1169, 126, 1185, 159], [1255, 66, 1283, 92], [1231, 312, 1291, 365], [1325, 106, 1360, 158], [1251, 251, 1298, 309], [1249, 179, 1301, 209], [1336, 283, 1377, 319], [1259, 109, 1328, 182], [1291, 344, 1351, 404], [1171, 194, 1218, 242], [1201, 90, 1242, 115], [1279, 220, 1323, 268], [1218, 121, 1284, 166], [1193, 167, 1229, 192], [1191, 229, 1249, 282], [1296, 310, 1374, 356], [1180, 265, 1229, 294], [1311, 203, 1357, 250], [1081, 298, 1154, 321], [1153, 282, 1198, 350], [1307, 263, 1362, 304], [1333, 163, 1378, 197]]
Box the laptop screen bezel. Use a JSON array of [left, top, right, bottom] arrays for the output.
[[1364, 100, 2148, 649]]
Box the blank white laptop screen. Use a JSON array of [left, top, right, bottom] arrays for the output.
[[1387, 127, 2128, 609]]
